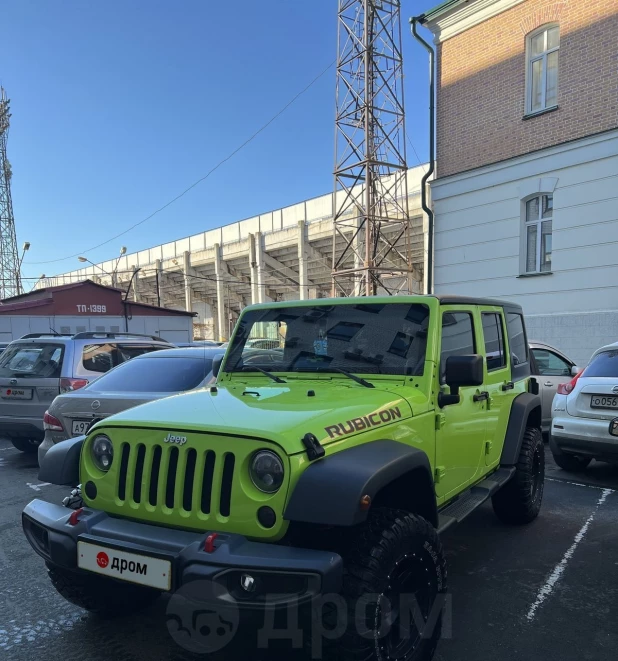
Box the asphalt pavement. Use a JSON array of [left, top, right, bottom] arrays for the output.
[[1, 436, 617, 661]]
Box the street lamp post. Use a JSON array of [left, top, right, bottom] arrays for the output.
[[17, 241, 30, 294]]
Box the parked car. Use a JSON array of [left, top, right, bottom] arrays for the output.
[[0, 332, 173, 453], [175, 340, 226, 348], [38, 346, 223, 466], [550, 341, 618, 471], [529, 341, 579, 433], [244, 338, 281, 350]]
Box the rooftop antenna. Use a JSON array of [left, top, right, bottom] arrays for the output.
[[332, 0, 415, 297], [0, 88, 21, 299]]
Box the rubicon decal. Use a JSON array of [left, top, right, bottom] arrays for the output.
[[325, 406, 402, 439]]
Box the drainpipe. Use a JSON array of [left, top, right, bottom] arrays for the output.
[[410, 17, 435, 295]]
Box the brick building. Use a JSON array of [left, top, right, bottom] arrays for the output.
[[419, 0, 618, 365], [0, 280, 195, 343]]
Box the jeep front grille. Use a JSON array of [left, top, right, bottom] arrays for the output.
[[116, 442, 236, 517]]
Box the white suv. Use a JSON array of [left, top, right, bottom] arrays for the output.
[[550, 341, 618, 471]]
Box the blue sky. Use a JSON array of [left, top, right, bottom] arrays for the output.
[[4, 0, 431, 282]]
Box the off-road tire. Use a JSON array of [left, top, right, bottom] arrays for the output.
[[492, 426, 544, 524], [552, 451, 592, 472], [10, 437, 41, 453], [47, 564, 159, 618], [312, 508, 447, 661]]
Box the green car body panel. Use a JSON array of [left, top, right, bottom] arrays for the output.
[[77, 295, 533, 541]]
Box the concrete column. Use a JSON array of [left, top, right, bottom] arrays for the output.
[[297, 221, 308, 301], [249, 234, 259, 305], [214, 244, 226, 341], [255, 232, 265, 304], [183, 251, 193, 313], [155, 259, 163, 307]]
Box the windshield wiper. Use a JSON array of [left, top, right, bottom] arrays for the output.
[[330, 367, 374, 388], [241, 366, 286, 384]]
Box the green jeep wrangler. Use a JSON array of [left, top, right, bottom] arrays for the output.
[[23, 295, 544, 660]]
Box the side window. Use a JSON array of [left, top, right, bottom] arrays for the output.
[[82, 343, 116, 373], [82, 343, 163, 373], [440, 312, 475, 382], [482, 313, 507, 371], [506, 313, 528, 366], [531, 348, 572, 377]]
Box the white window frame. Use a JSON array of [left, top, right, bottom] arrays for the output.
[[525, 24, 560, 115], [523, 194, 553, 274]]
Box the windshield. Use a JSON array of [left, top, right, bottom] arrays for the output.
[[87, 356, 213, 393], [582, 350, 618, 378], [0, 343, 65, 379], [224, 303, 430, 376]]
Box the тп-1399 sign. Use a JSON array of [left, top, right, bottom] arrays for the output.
[[76, 305, 107, 313]]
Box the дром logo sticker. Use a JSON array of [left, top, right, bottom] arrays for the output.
[[166, 580, 239, 654], [96, 551, 109, 568]]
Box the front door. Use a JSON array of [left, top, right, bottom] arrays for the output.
[[435, 308, 488, 502]]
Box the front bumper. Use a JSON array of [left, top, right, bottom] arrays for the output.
[[551, 414, 618, 460], [22, 499, 342, 609]]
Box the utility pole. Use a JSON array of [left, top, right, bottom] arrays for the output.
[[0, 88, 21, 299], [332, 0, 414, 297]]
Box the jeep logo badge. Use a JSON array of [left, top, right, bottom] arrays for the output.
[[164, 433, 187, 445]]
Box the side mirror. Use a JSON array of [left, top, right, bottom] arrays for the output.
[[439, 355, 484, 407], [212, 354, 224, 378], [571, 365, 580, 377]]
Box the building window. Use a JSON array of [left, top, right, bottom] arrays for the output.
[[526, 25, 559, 114], [525, 194, 553, 273]]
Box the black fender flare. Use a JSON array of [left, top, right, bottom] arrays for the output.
[[38, 435, 85, 485], [500, 392, 542, 465], [284, 440, 436, 527]]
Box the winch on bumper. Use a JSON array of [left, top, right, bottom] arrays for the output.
[[22, 499, 343, 608]]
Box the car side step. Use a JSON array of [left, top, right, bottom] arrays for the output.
[[437, 467, 515, 534]]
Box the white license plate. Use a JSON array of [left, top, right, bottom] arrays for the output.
[[590, 395, 618, 409], [77, 541, 172, 591], [1, 387, 33, 400], [71, 420, 91, 435]]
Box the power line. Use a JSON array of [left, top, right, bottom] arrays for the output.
[[26, 60, 336, 267]]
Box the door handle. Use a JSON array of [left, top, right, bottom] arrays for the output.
[[473, 391, 489, 402], [544, 381, 553, 387], [501, 381, 514, 391]]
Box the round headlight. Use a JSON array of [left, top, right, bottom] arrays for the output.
[[91, 435, 113, 472], [250, 450, 284, 493]]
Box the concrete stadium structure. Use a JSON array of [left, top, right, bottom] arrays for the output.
[[43, 166, 428, 340]]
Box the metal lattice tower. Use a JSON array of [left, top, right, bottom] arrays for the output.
[[0, 89, 21, 299], [332, 0, 414, 297]]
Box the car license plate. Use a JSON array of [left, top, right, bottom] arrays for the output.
[[1, 387, 33, 400], [590, 395, 618, 409], [71, 420, 91, 435], [77, 541, 171, 591]]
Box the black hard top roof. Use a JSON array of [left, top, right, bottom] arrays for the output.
[[434, 294, 523, 311]]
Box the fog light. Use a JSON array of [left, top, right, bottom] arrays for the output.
[[257, 506, 276, 528], [84, 481, 97, 499], [240, 573, 256, 593]]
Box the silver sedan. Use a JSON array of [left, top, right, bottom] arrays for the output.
[[38, 346, 223, 466]]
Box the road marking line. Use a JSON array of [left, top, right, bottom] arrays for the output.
[[546, 477, 615, 492], [26, 482, 51, 492], [526, 487, 613, 622]]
